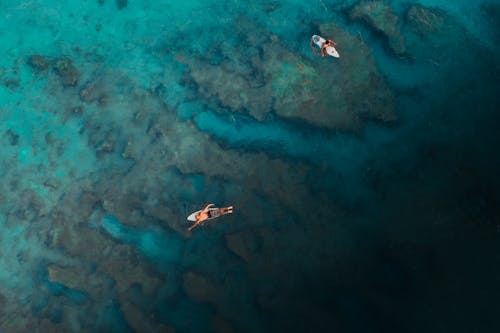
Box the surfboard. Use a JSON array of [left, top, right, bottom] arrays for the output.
[[187, 208, 221, 222], [312, 35, 340, 58]]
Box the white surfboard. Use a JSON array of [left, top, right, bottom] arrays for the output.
[[187, 208, 221, 222], [312, 35, 340, 58]]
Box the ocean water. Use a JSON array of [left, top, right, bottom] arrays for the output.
[[0, 0, 499, 332]]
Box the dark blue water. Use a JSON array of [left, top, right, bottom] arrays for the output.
[[0, 0, 499, 332]]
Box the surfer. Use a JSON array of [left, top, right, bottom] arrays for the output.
[[188, 203, 234, 231], [310, 36, 339, 58], [321, 39, 337, 57]]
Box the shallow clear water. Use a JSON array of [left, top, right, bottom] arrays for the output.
[[1, 0, 499, 332]]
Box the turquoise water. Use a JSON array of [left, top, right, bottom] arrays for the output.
[[1, 0, 499, 332]]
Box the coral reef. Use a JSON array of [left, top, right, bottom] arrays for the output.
[[2, 1, 498, 332], [349, 0, 406, 55], [401, 3, 476, 67], [405, 4, 445, 36], [5, 129, 19, 145], [27, 55, 50, 72], [120, 302, 175, 333], [53, 57, 79, 87], [47, 265, 90, 293], [0, 66, 273, 331], [185, 18, 395, 130], [13, 59, 346, 331], [79, 77, 108, 105], [187, 60, 272, 121]]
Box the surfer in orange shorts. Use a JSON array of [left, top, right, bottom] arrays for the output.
[[188, 203, 234, 231], [320, 39, 337, 57], [310, 36, 338, 57]]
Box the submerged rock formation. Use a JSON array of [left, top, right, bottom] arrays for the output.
[[53, 57, 80, 87], [47, 265, 88, 292], [79, 78, 108, 105], [121, 302, 176, 333], [27, 55, 51, 72], [348, 0, 406, 55], [402, 4, 473, 63], [278, 23, 396, 128], [405, 4, 446, 37], [184, 20, 395, 130]]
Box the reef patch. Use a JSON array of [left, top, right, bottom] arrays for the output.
[[185, 19, 396, 130], [348, 0, 406, 55]]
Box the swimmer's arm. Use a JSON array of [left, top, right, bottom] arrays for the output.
[[188, 221, 200, 231], [203, 203, 215, 211]]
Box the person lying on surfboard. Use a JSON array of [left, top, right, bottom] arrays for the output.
[[188, 203, 234, 231], [310, 36, 338, 57], [321, 39, 337, 57]]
